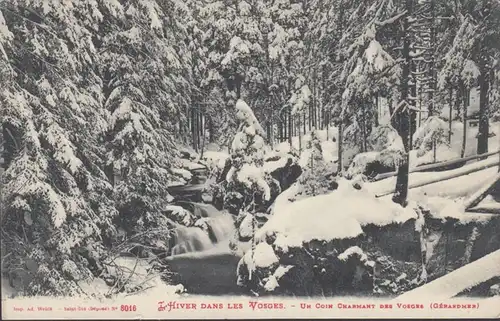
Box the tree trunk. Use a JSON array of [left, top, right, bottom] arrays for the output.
[[191, 107, 197, 152], [449, 87, 453, 144], [427, 0, 436, 117], [270, 105, 274, 148], [393, 0, 413, 207], [284, 114, 287, 143], [303, 113, 306, 138], [288, 107, 293, 147], [178, 109, 183, 141], [418, 90, 422, 127], [309, 83, 313, 131], [198, 111, 201, 153], [322, 70, 328, 132], [361, 102, 367, 152], [279, 113, 283, 143], [298, 115, 302, 153], [185, 104, 189, 140], [200, 118, 206, 158], [477, 58, 490, 156], [337, 122, 343, 175], [461, 88, 469, 158], [0, 141, 3, 224], [388, 95, 394, 117], [409, 60, 417, 151]]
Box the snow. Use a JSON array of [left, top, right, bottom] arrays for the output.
[[239, 213, 254, 239], [0, 12, 12, 59], [321, 141, 337, 162], [365, 39, 394, 72], [263, 157, 289, 173], [171, 168, 192, 181], [290, 84, 312, 115], [236, 163, 271, 201], [263, 275, 279, 292], [180, 159, 206, 170], [413, 145, 461, 167], [28, 182, 68, 228], [338, 246, 368, 262], [414, 195, 494, 223], [75, 257, 185, 299], [413, 117, 450, 158], [298, 149, 312, 168], [44, 124, 83, 174], [273, 232, 303, 252], [253, 242, 279, 268], [367, 155, 500, 198], [263, 265, 293, 292], [270, 182, 301, 213], [145, 0, 162, 30], [110, 97, 133, 128], [369, 159, 499, 224], [165, 205, 194, 226], [201, 151, 229, 170], [255, 179, 417, 247], [227, 100, 271, 200], [396, 249, 500, 300], [241, 242, 279, 274], [345, 151, 379, 178], [292, 128, 338, 150]]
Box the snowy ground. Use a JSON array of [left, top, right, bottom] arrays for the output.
[[448, 121, 499, 157], [196, 121, 498, 176]]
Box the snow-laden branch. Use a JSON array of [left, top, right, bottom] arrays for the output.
[[390, 100, 408, 120], [374, 10, 408, 27]]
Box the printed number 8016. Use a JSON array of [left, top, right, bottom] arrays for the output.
[[121, 305, 137, 312]]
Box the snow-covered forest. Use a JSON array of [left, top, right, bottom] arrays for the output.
[[1, 0, 500, 300]]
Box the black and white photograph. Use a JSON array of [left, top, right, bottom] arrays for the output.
[[1, 0, 499, 319]]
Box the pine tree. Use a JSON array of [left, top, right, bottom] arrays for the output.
[[225, 99, 271, 207], [1, 0, 117, 295], [225, 99, 274, 255]]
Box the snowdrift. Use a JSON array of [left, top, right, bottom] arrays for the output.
[[255, 178, 417, 246]]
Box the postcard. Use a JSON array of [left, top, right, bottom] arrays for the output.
[[1, 0, 499, 319]]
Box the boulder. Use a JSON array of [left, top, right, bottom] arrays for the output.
[[236, 207, 500, 297]]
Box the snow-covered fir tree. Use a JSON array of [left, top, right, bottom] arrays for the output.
[[297, 128, 335, 196], [1, 0, 118, 295]]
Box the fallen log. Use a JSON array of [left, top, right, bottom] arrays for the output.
[[374, 149, 500, 181], [462, 173, 500, 210], [394, 249, 500, 300], [466, 206, 500, 215], [376, 161, 499, 198]]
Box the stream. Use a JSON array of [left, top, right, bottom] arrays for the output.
[[164, 202, 244, 295]]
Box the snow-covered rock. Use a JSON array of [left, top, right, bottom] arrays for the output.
[[236, 179, 500, 297], [256, 178, 417, 245]]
